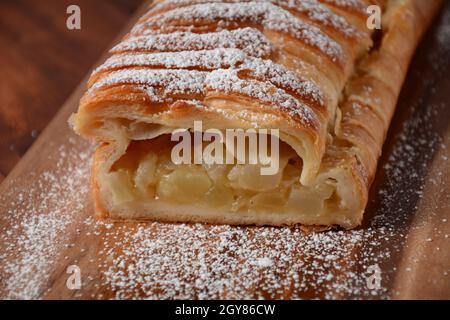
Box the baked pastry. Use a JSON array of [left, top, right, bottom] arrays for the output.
[[71, 0, 442, 229]]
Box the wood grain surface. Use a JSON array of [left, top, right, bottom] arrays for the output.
[[0, 0, 144, 179], [0, 1, 449, 300]]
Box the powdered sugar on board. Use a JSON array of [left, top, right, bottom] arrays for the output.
[[0, 138, 93, 299], [96, 93, 448, 300], [0, 98, 448, 299], [2, 94, 447, 300]]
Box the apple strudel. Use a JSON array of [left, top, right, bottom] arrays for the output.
[[71, 0, 442, 229]]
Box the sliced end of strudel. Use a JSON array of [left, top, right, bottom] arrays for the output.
[[71, 0, 442, 229]]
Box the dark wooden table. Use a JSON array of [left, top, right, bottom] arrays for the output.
[[0, 0, 144, 183], [0, 0, 449, 300]]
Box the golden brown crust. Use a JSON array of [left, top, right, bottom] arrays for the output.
[[335, 0, 443, 188], [72, 0, 443, 229]]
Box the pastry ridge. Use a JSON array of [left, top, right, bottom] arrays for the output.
[[71, 0, 442, 229]]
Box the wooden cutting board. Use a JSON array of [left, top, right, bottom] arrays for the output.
[[0, 2, 449, 300]]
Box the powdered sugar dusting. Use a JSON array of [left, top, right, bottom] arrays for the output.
[[149, 0, 359, 38], [132, 2, 345, 63], [89, 67, 321, 126], [205, 68, 320, 125], [113, 28, 275, 58], [0, 138, 93, 299], [90, 69, 206, 103], [319, 0, 366, 14], [93, 48, 324, 107], [101, 224, 370, 299], [96, 49, 248, 73]]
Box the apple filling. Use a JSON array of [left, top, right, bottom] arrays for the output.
[[102, 134, 341, 217]]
